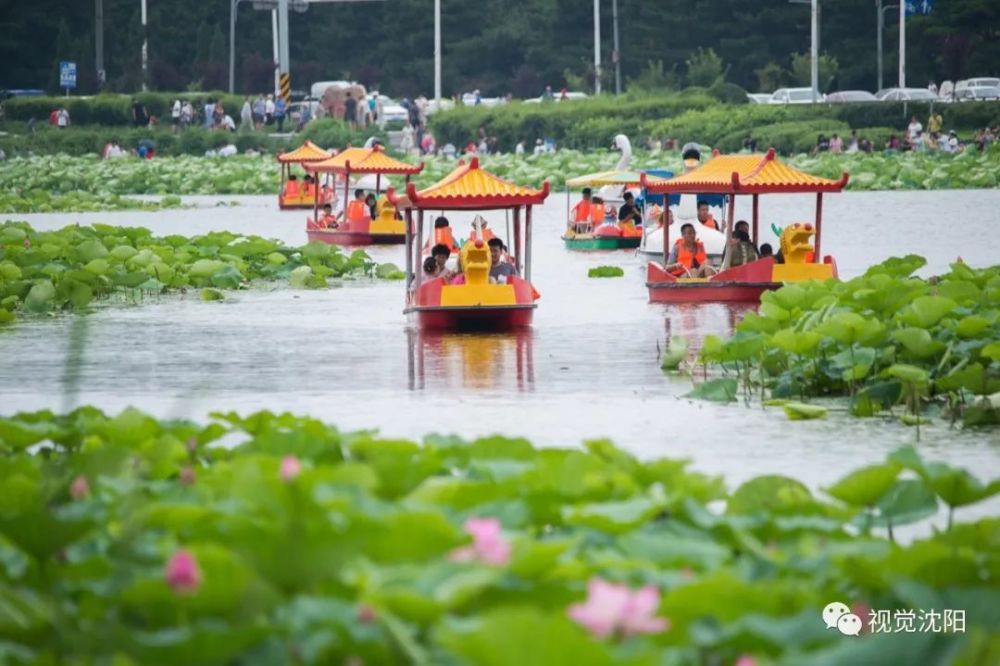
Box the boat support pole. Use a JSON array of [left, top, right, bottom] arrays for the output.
[[720, 194, 736, 272], [312, 168, 319, 222], [814, 193, 823, 262], [376, 174, 381, 196], [343, 166, 350, 220], [513, 206, 522, 275], [523, 207, 531, 282], [751, 194, 759, 247], [415, 209, 424, 292], [404, 208, 413, 303], [662, 198, 670, 267]]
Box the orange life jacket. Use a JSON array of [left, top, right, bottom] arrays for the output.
[[321, 213, 338, 228], [700, 214, 719, 230], [284, 180, 300, 198], [469, 227, 496, 243], [432, 227, 458, 251], [346, 199, 367, 222], [572, 200, 592, 222], [591, 205, 606, 225], [672, 239, 707, 276], [303, 182, 316, 199]]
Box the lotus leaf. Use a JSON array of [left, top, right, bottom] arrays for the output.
[[783, 402, 828, 420], [825, 463, 900, 507]]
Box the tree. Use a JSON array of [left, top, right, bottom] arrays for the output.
[[790, 52, 839, 91], [686, 47, 726, 87], [755, 62, 785, 92], [627, 60, 679, 93]]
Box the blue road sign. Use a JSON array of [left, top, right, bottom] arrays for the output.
[[60, 62, 77, 89], [905, 0, 933, 16]]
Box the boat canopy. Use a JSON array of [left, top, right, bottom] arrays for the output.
[[276, 140, 332, 164], [565, 170, 671, 188], [641, 148, 849, 195], [305, 145, 424, 175], [389, 157, 550, 210]]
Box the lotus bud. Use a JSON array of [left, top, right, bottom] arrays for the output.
[[70, 475, 89, 500], [280, 455, 302, 481], [165, 549, 202, 593]]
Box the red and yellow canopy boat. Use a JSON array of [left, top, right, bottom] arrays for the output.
[[276, 140, 332, 209], [642, 148, 848, 303], [389, 157, 550, 330], [304, 145, 424, 245]]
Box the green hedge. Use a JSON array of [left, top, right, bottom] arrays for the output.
[[0, 119, 378, 157], [2, 92, 250, 126], [428, 92, 1000, 151]]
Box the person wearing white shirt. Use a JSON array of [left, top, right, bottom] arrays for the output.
[[907, 116, 923, 142]]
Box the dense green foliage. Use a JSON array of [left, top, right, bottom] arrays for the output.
[[0, 406, 997, 664], [429, 95, 1000, 151], [0, 221, 377, 324], [695, 256, 1000, 428], [0, 117, 378, 159], [4, 0, 998, 98]]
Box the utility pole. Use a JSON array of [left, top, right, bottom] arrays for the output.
[[229, 0, 239, 93], [95, 0, 105, 88], [612, 0, 620, 95], [593, 0, 601, 95], [272, 9, 280, 97], [810, 0, 818, 102], [141, 0, 148, 90], [898, 1, 905, 88], [434, 0, 441, 108]]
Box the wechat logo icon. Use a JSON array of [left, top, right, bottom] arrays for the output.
[[823, 601, 862, 636]]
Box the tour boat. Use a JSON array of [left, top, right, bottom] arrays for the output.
[[561, 170, 665, 251], [388, 157, 549, 330], [276, 140, 333, 209], [303, 145, 423, 245], [642, 148, 849, 303]]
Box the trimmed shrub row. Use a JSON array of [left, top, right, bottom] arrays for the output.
[[3, 92, 250, 126]]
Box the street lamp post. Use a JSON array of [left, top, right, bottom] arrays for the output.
[[593, 0, 601, 95], [612, 0, 620, 95], [875, 1, 898, 92], [434, 0, 441, 109], [141, 0, 148, 91]]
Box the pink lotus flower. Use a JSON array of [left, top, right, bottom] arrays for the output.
[[280, 455, 302, 481], [568, 578, 669, 639], [165, 549, 202, 593], [179, 465, 196, 486], [735, 656, 757, 666], [70, 475, 89, 500], [449, 517, 511, 566], [356, 604, 377, 623]]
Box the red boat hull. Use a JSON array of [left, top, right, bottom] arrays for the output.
[[307, 229, 405, 246], [406, 305, 535, 331], [646, 258, 780, 304]]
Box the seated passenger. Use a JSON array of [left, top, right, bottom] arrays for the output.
[[488, 237, 518, 282], [320, 203, 339, 228], [697, 200, 719, 230], [571, 187, 594, 232], [666, 223, 717, 278], [423, 256, 441, 278], [303, 174, 316, 200], [468, 217, 496, 243], [429, 216, 459, 251], [618, 191, 643, 226], [735, 220, 750, 237], [283, 174, 300, 198], [759, 243, 774, 259], [365, 193, 378, 220], [431, 243, 457, 280], [345, 189, 368, 223], [590, 196, 606, 226], [728, 230, 759, 268]]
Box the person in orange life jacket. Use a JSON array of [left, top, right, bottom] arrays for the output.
[[697, 200, 719, 230], [469, 219, 496, 243], [571, 187, 593, 231], [320, 203, 339, 228], [284, 174, 300, 198], [345, 189, 368, 222], [618, 191, 643, 226], [666, 223, 716, 277], [303, 174, 316, 200], [590, 196, 607, 225], [429, 216, 459, 251]]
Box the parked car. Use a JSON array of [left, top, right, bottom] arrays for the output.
[[825, 90, 878, 103], [955, 86, 1000, 102], [746, 93, 772, 104], [376, 95, 409, 124], [769, 88, 824, 104], [875, 87, 939, 102], [524, 91, 589, 104]]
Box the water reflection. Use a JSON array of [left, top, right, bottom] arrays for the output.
[[658, 302, 757, 356], [407, 330, 535, 392]]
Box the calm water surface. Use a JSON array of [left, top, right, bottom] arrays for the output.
[[3, 190, 999, 521]]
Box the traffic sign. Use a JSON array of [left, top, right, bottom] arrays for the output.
[[60, 62, 77, 90]]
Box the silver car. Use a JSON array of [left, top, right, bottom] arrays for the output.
[[769, 87, 824, 104], [875, 88, 938, 102], [825, 90, 878, 103]]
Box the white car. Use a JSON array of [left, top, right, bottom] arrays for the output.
[[825, 90, 878, 103], [769, 87, 824, 104], [375, 95, 409, 124], [876, 87, 939, 102], [524, 91, 589, 104], [955, 86, 1000, 102], [746, 93, 772, 104], [953, 78, 1000, 101]]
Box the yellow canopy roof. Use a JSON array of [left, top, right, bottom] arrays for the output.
[[389, 157, 550, 210], [642, 148, 849, 194], [304, 145, 423, 175], [276, 140, 332, 164], [565, 170, 672, 188]]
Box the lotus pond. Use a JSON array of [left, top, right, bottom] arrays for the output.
[[2, 147, 998, 212], [1, 189, 998, 664]]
